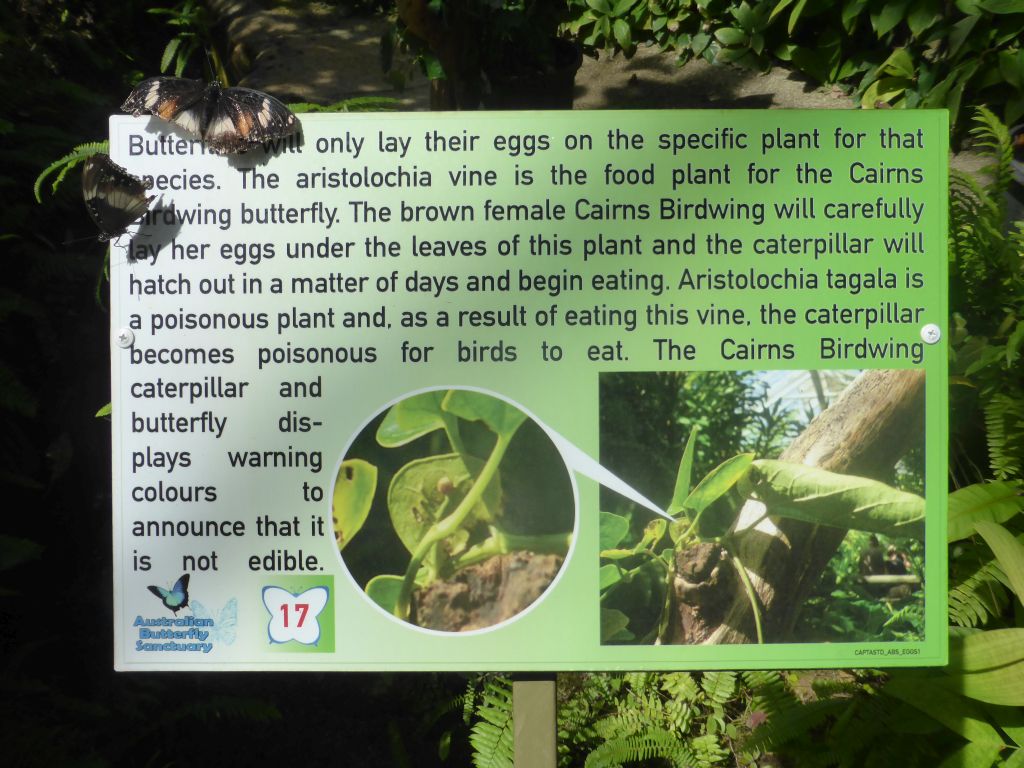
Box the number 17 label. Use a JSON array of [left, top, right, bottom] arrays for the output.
[[262, 586, 330, 645]]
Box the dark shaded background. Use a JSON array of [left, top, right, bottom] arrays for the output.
[[0, 2, 467, 765]]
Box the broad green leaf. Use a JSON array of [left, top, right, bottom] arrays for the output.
[[95, 402, 112, 418], [685, 453, 754, 538], [768, 0, 798, 23], [716, 47, 757, 64], [861, 76, 913, 108], [998, 49, 1024, 90], [949, 628, 1024, 671], [600, 608, 631, 641], [879, 47, 915, 78], [936, 741, 1002, 768], [841, 0, 870, 31], [613, 18, 632, 50], [939, 660, 1024, 706], [611, 0, 636, 15], [668, 427, 699, 517], [1005, 746, 1024, 768], [885, 675, 1003, 745], [714, 27, 749, 45], [748, 460, 925, 538], [376, 390, 448, 447], [388, 453, 501, 555], [160, 37, 182, 74], [906, 0, 942, 37], [947, 15, 980, 57], [732, 1, 754, 28], [979, 0, 1024, 12], [332, 459, 377, 551], [600, 511, 630, 549], [685, 453, 754, 517], [986, 703, 1024, 747], [442, 390, 527, 440], [365, 574, 404, 613], [869, 0, 910, 36], [948, 481, 1024, 542], [787, 0, 810, 34], [975, 521, 1024, 604], [600, 564, 623, 590]]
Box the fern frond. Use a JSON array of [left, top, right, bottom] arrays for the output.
[[985, 393, 1024, 480], [33, 140, 108, 202], [585, 727, 696, 768], [699, 671, 736, 705], [949, 547, 1009, 628], [967, 106, 1014, 196], [743, 670, 800, 716], [743, 698, 845, 753], [661, 672, 700, 702], [463, 677, 478, 725], [468, 676, 513, 768], [594, 692, 666, 739], [883, 602, 925, 630]]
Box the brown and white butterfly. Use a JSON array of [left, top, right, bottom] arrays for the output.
[[81, 154, 155, 242], [121, 77, 300, 155]]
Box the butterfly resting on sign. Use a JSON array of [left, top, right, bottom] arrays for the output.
[[81, 153, 155, 243], [148, 573, 190, 615], [121, 77, 300, 155]]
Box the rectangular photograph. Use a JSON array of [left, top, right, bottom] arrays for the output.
[[599, 369, 926, 646]]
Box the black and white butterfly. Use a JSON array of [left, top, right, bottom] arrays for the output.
[[81, 153, 155, 242], [121, 77, 300, 155]]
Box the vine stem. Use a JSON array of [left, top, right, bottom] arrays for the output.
[[728, 551, 765, 644], [395, 432, 513, 619]]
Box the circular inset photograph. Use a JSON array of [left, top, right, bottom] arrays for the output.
[[330, 388, 576, 632]]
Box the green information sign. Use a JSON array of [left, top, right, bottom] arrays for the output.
[[111, 109, 947, 670]]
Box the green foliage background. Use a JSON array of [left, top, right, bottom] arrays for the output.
[[3, 0, 1023, 765]]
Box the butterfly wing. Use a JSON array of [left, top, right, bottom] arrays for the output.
[[202, 86, 300, 155], [217, 598, 238, 645], [167, 574, 190, 610], [121, 77, 210, 139], [81, 154, 155, 241]]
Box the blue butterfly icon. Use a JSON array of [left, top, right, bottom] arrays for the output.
[[190, 598, 238, 645], [148, 574, 190, 614]]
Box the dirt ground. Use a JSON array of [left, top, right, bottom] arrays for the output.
[[210, 0, 854, 111], [210, 0, 988, 173]]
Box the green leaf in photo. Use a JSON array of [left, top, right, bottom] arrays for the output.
[[388, 453, 501, 555], [332, 459, 377, 551], [442, 390, 527, 440], [749, 460, 925, 538], [366, 574, 404, 614], [600, 511, 630, 550], [376, 390, 449, 447], [600, 608, 632, 642]]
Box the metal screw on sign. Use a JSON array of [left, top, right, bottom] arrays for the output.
[[920, 324, 941, 345], [115, 328, 135, 348]]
